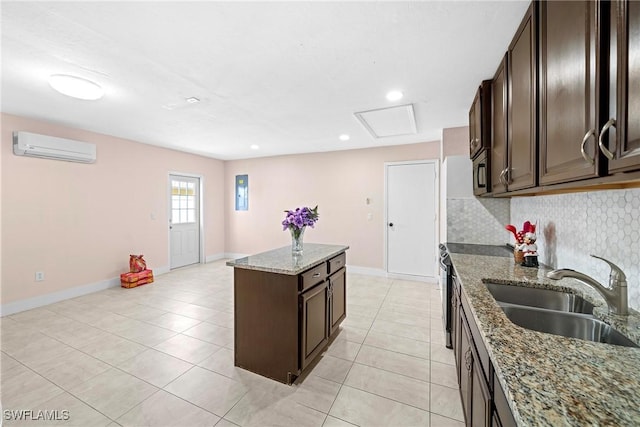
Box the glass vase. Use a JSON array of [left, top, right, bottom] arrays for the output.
[[290, 226, 305, 256]]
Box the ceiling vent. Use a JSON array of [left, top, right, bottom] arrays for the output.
[[354, 104, 417, 139]]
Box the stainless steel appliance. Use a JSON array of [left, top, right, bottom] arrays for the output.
[[440, 243, 512, 350], [472, 150, 489, 196], [439, 243, 453, 348]]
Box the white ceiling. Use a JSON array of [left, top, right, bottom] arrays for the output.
[[1, 1, 529, 160]]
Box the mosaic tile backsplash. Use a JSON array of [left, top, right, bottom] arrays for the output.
[[511, 188, 640, 311], [447, 197, 511, 245]]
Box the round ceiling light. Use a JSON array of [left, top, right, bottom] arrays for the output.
[[250, 144, 260, 150], [339, 134, 350, 141], [49, 74, 104, 100], [386, 90, 403, 102]]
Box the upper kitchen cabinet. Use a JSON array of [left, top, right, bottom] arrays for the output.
[[469, 81, 492, 160], [507, 2, 537, 191], [491, 55, 508, 195], [538, 0, 603, 185], [600, 0, 640, 173]]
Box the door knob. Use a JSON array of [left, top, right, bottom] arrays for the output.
[[388, 223, 394, 227]]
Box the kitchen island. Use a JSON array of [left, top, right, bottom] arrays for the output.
[[449, 248, 640, 426], [226, 243, 348, 384]]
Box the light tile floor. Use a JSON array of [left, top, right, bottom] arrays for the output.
[[1, 260, 464, 426]]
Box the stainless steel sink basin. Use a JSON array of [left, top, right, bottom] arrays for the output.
[[499, 303, 638, 348], [486, 282, 594, 314]]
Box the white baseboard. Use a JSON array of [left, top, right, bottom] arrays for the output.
[[385, 272, 438, 283], [1, 264, 173, 317], [346, 265, 388, 277], [205, 253, 227, 263], [1, 259, 434, 316], [153, 265, 170, 275], [347, 265, 437, 283], [224, 252, 249, 260], [0, 276, 121, 316]]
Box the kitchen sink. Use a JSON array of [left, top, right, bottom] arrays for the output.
[[485, 282, 594, 314], [498, 303, 638, 348]]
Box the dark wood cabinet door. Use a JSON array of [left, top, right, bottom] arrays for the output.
[[329, 268, 346, 336], [471, 346, 492, 427], [470, 82, 492, 160], [491, 55, 508, 194], [508, 2, 537, 191], [602, 0, 640, 173], [494, 373, 517, 427], [300, 281, 329, 370], [539, 0, 601, 185], [469, 97, 477, 159], [459, 313, 473, 426], [452, 279, 461, 382]]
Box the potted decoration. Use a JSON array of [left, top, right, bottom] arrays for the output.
[[506, 221, 538, 267], [282, 206, 319, 255]]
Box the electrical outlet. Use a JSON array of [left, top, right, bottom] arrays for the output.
[[35, 272, 45, 282]]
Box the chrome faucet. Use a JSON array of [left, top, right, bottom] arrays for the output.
[[546, 255, 628, 316]]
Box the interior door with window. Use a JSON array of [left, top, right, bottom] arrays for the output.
[[169, 175, 201, 269], [386, 161, 438, 279]]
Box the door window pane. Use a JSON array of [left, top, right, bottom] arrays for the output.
[[171, 179, 197, 224]]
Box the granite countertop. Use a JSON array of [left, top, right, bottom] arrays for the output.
[[226, 243, 349, 275], [450, 250, 640, 426]]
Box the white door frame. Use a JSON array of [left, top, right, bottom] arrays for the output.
[[383, 160, 439, 282], [168, 172, 205, 268]]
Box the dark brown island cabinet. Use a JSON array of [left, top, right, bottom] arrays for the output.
[[226, 244, 348, 384]]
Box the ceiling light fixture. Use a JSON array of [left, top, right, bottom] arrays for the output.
[[339, 134, 350, 141], [186, 97, 200, 104], [250, 144, 260, 150], [386, 90, 403, 102], [48, 74, 104, 100]]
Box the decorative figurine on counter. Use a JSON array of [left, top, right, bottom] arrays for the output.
[[506, 221, 539, 267], [518, 229, 539, 268]]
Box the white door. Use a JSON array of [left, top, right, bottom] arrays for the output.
[[386, 161, 438, 278], [169, 175, 201, 269]]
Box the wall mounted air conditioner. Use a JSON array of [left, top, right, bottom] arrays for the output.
[[13, 131, 97, 163]]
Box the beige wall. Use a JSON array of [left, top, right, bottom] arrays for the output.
[[224, 142, 440, 269], [1, 113, 225, 305], [442, 126, 469, 157]]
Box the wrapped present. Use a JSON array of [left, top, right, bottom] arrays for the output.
[[120, 269, 154, 288], [129, 254, 147, 273]]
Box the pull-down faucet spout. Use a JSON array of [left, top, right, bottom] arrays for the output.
[[546, 255, 628, 316]]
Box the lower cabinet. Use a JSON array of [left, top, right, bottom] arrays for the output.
[[454, 276, 515, 427], [300, 281, 329, 370], [329, 267, 346, 335], [234, 251, 347, 384], [459, 304, 492, 427], [301, 266, 347, 369]]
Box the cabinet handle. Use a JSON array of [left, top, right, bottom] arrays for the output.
[[598, 118, 617, 160], [465, 348, 473, 371], [312, 273, 321, 278], [580, 129, 596, 165], [499, 168, 510, 186], [476, 163, 486, 188]]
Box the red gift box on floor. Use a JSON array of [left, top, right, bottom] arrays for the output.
[[120, 269, 154, 288]]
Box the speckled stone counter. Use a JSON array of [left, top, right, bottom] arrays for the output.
[[226, 243, 349, 275], [450, 250, 640, 426]]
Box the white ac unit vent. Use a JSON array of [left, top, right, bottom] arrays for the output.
[[13, 131, 96, 163]]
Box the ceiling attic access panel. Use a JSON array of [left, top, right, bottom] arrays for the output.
[[354, 104, 417, 139]]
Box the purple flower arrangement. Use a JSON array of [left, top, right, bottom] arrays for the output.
[[282, 205, 319, 238]]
